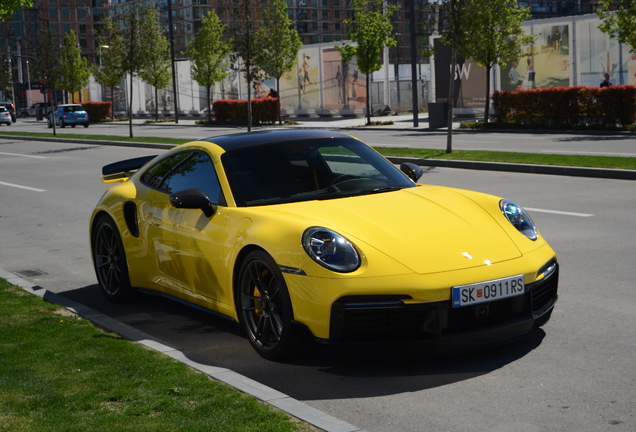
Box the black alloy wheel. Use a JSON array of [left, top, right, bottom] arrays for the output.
[[238, 250, 294, 360], [92, 214, 135, 302]]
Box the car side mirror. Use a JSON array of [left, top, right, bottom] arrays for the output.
[[169, 188, 216, 217], [400, 162, 424, 182]]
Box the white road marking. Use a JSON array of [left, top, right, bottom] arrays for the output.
[[0, 181, 46, 192], [0, 152, 46, 159], [525, 207, 594, 217]]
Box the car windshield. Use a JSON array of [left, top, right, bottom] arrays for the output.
[[221, 138, 416, 207], [0, 107, 7, 112]]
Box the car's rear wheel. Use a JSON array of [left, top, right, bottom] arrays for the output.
[[237, 250, 294, 360], [92, 214, 135, 303], [59, 119, 65, 128], [47, 119, 52, 128], [83, 123, 89, 128], [19, 112, 28, 118], [71, 124, 76, 128]]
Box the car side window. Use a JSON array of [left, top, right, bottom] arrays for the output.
[[141, 150, 226, 206]]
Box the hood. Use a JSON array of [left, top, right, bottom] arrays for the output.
[[272, 185, 521, 274]]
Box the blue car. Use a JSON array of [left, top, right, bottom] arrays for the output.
[[47, 104, 89, 128]]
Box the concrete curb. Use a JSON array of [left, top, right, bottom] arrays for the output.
[[0, 268, 367, 432], [386, 156, 636, 181]]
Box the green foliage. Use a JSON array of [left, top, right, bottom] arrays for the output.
[[32, 29, 64, 134], [491, 85, 636, 128], [58, 30, 91, 103], [139, 8, 172, 121], [254, 0, 302, 84], [91, 17, 126, 114], [0, 59, 11, 92], [185, 11, 231, 122], [336, 0, 396, 125], [597, 0, 636, 53], [230, 0, 264, 131], [0, 0, 32, 20], [455, 0, 534, 123]]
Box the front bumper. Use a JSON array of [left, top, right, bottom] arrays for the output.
[[325, 262, 558, 350]]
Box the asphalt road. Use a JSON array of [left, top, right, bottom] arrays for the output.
[[1, 129, 635, 431]]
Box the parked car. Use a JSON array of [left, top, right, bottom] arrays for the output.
[[47, 104, 89, 128], [0, 102, 16, 122], [17, 102, 55, 118], [90, 130, 559, 360], [0, 106, 12, 125]]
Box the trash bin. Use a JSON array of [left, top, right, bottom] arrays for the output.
[[36, 108, 43, 121], [428, 102, 448, 128]]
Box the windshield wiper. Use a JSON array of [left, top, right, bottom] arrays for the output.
[[358, 186, 404, 196]]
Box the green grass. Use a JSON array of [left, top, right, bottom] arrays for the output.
[[373, 147, 636, 171], [0, 131, 634, 171], [0, 279, 315, 432]]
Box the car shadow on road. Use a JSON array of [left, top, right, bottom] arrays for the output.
[[60, 284, 546, 402]]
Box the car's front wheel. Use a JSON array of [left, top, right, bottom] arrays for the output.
[[237, 250, 294, 360], [91, 214, 135, 303]]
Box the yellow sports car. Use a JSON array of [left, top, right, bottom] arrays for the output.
[[90, 130, 558, 360]]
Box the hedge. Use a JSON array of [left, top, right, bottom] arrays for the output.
[[213, 98, 279, 125], [492, 85, 636, 128], [80, 101, 112, 121]]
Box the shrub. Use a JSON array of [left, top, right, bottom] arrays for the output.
[[81, 102, 112, 121], [213, 98, 279, 125], [492, 85, 636, 128]]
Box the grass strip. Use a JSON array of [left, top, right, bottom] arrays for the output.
[[1, 131, 634, 170], [0, 279, 314, 432], [372, 147, 636, 171]]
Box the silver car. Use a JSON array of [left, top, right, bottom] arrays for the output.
[[0, 106, 12, 126]]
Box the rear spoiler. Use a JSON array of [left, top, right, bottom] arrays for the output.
[[101, 155, 158, 184]]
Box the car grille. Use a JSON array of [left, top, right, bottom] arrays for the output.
[[329, 264, 559, 341]]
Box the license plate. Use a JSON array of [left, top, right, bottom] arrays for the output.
[[452, 274, 524, 308]]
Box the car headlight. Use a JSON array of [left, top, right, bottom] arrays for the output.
[[302, 227, 360, 272], [500, 200, 538, 241]]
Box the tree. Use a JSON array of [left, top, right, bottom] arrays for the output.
[[0, 0, 32, 20], [58, 30, 91, 104], [438, 0, 468, 153], [33, 29, 63, 135], [91, 17, 125, 117], [0, 59, 11, 95], [598, 0, 636, 53], [458, 0, 533, 124], [185, 11, 230, 123], [139, 8, 171, 122], [117, 1, 154, 137], [230, 0, 264, 132], [254, 0, 302, 124], [336, 0, 396, 126]]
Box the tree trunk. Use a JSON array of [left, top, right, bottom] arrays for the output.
[[365, 73, 371, 125], [110, 86, 114, 118], [246, 64, 252, 132], [484, 65, 491, 124], [154, 86, 159, 121], [207, 84, 212, 123], [129, 72, 134, 138], [276, 77, 282, 125], [446, 45, 456, 154]]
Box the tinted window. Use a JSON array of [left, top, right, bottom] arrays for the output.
[[222, 138, 415, 207], [141, 150, 226, 205]]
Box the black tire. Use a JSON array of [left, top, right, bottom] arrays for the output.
[[59, 119, 65, 128], [237, 250, 294, 360], [91, 214, 135, 303], [71, 124, 76, 128], [19, 112, 28, 118], [83, 123, 89, 128], [47, 119, 52, 128]]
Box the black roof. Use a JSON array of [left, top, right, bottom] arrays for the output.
[[201, 130, 353, 152]]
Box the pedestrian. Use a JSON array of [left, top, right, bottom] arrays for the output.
[[600, 73, 612, 88]]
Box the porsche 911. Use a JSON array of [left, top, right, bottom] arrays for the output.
[[90, 130, 558, 360]]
